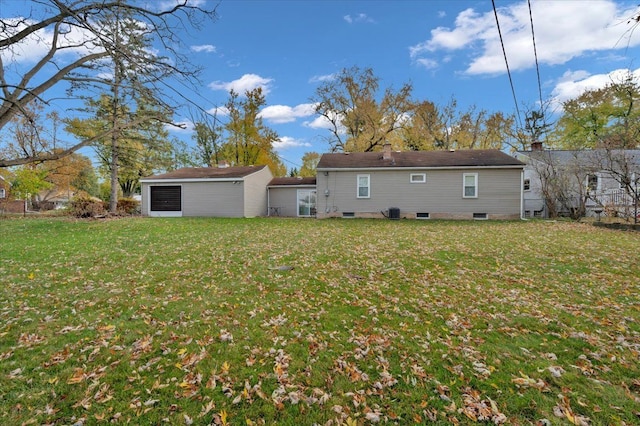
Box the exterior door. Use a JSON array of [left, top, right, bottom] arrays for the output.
[[297, 189, 316, 217]]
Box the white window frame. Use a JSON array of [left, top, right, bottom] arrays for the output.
[[523, 178, 531, 191], [410, 173, 426, 183], [586, 173, 600, 192], [297, 189, 317, 217], [463, 173, 478, 198], [357, 174, 370, 198], [0, 188, 5, 198]]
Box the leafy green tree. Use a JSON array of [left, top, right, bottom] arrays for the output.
[[67, 95, 176, 198], [10, 167, 52, 213], [551, 74, 640, 149], [299, 152, 320, 177], [221, 89, 286, 176]]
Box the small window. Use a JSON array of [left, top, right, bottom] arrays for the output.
[[410, 173, 426, 183], [463, 173, 478, 198], [473, 213, 488, 220], [357, 174, 370, 198], [0, 188, 5, 198], [416, 212, 430, 219], [586, 174, 599, 191], [342, 212, 355, 218], [523, 178, 530, 191]]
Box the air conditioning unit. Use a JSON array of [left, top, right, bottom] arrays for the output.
[[388, 207, 400, 220]]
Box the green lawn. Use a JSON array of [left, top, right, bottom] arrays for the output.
[[1, 217, 639, 425]]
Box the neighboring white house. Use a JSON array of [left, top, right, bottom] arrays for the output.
[[140, 165, 273, 217], [516, 144, 640, 218]]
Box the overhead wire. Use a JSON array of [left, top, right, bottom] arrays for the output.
[[527, 0, 548, 140], [528, 0, 544, 111], [492, 0, 523, 130]]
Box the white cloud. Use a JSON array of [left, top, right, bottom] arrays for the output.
[[273, 136, 311, 151], [158, 0, 206, 9], [309, 73, 336, 83], [191, 44, 216, 53], [209, 73, 273, 95], [411, 1, 640, 75], [343, 13, 376, 24], [415, 58, 439, 70], [259, 103, 316, 123], [550, 67, 640, 108], [207, 106, 229, 117]]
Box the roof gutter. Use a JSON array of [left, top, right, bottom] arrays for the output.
[[140, 177, 246, 184], [317, 165, 524, 172]]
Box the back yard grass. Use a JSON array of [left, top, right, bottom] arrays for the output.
[[0, 217, 638, 425]]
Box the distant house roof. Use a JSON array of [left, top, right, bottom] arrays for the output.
[[268, 177, 317, 187], [142, 165, 266, 181], [317, 149, 524, 170], [516, 149, 640, 170]]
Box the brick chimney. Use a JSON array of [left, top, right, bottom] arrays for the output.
[[531, 141, 543, 151], [382, 142, 392, 160]]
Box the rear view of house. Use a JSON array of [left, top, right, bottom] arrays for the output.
[[316, 145, 525, 220], [140, 165, 272, 217]]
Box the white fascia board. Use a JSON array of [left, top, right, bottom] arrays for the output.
[[316, 165, 524, 172], [140, 177, 246, 184], [267, 184, 316, 189]]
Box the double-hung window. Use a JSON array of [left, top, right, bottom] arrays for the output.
[[463, 173, 478, 198], [357, 174, 370, 198], [0, 188, 5, 198]]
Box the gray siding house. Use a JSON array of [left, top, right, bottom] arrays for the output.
[[516, 145, 640, 218], [316, 145, 525, 220], [267, 177, 317, 217], [140, 165, 272, 217]]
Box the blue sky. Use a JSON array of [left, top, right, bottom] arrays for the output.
[[3, 0, 640, 172]]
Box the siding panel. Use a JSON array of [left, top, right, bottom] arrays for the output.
[[316, 168, 522, 219]]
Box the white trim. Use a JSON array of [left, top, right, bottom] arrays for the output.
[[410, 173, 426, 183], [140, 177, 245, 184], [317, 165, 523, 172], [356, 174, 370, 198], [0, 188, 5, 198], [463, 173, 478, 198]]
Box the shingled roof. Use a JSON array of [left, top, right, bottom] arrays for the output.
[[317, 149, 524, 169], [268, 177, 317, 186], [143, 165, 266, 180]]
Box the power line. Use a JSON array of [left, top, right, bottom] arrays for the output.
[[491, 0, 523, 129], [528, 0, 544, 112]]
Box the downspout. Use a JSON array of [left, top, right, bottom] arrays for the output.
[[267, 186, 270, 217], [520, 169, 525, 220]]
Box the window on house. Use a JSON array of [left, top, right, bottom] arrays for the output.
[[463, 173, 478, 198], [410, 173, 426, 183], [523, 178, 531, 191], [586, 174, 599, 191], [357, 174, 370, 198], [0, 188, 5, 199]]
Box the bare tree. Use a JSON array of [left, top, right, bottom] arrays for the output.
[[0, 0, 217, 168]]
